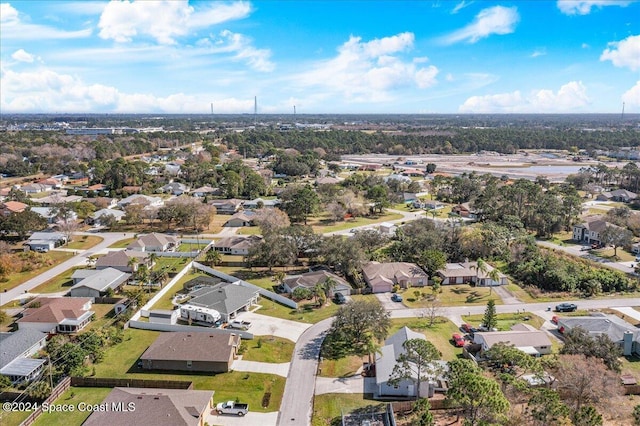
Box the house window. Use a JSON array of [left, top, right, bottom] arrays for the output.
[[187, 360, 192, 368], [393, 384, 399, 389]]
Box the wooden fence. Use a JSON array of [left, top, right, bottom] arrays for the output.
[[70, 377, 193, 389], [19, 377, 71, 426]]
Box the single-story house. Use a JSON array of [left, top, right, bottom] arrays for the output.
[[375, 326, 447, 399], [416, 200, 443, 210], [95, 250, 150, 273], [383, 174, 412, 184], [32, 194, 82, 206], [223, 210, 257, 227], [282, 270, 352, 296], [159, 182, 189, 196], [596, 189, 638, 203], [377, 222, 397, 235], [186, 282, 259, 323], [436, 261, 508, 286], [127, 233, 180, 252], [362, 262, 427, 293], [451, 203, 479, 219], [473, 324, 553, 357], [209, 198, 243, 214], [25, 231, 68, 252], [191, 185, 220, 198], [557, 313, 640, 356], [117, 194, 163, 208], [30, 206, 78, 224], [20, 183, 48, 194], [83, 387, 214, 426], [214, 235, 263, 256], [17, 297, 94, 334], [68, 267, 131, 298], [164, 162, 182, 176], [0, 329, 48, 384], [140, 332, 241, 373], [243, 198, 280, 209], [0, 201, 28, 216], [88, 208, 126, 225], [315, 176, 341, 186]]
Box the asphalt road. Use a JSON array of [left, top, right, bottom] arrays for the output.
[[0, 231, 135, 305], [537, 240, 636, 275]]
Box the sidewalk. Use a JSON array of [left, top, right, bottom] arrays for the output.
[[611, 307, 640, 324]]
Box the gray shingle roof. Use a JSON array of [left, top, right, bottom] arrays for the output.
[[0, 329, 47, 368], [70, 267, 131, 292], [141, 332, 240, 363], [188, 283, 258, 316], [558, 314, 638, 342]]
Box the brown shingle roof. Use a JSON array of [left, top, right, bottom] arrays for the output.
[[17, 297, 92, 324], [141, 332, 240, 363]]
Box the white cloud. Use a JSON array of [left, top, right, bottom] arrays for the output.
[[452, 1, 473, 14], [557, 0, 635, 15], [11, 49, 35, 63], [1, 2, 91, 39], [215, 30, 274, 72], [98, 0, 251, 44], [530, 48, 546, 58], [600, 35, 640, 71], [459, 81, 590, 113], [441, 6, 519, 44], [581, 43, 590, 49], [622, 81, 640, 107], [293, 33, 438, 103]]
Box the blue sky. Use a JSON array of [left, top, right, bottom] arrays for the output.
[[1, 0, 638, 114]]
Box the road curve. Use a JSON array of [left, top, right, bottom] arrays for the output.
[[277, 317, 333, 426]]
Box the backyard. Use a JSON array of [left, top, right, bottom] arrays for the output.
[[32, 387, 112, 426], [389, 317, 464, 361], [312, 394, 382, 426], [65, 235, 103, 250]]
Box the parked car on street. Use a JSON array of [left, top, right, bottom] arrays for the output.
[[216, 401, 249, 416], [555, 303, 577, 312], [391, 293, 403, 302], [452, 333, 465, 347]]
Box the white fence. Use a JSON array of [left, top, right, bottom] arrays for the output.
[[192, 262, 298, 309], [128, 320, 253, 339]]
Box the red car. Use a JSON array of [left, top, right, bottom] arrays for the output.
[[461, 323, 472, 333], [452, 333, 465, 347], [551, 316, 559, 324]]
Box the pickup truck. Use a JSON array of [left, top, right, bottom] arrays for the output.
[[227, 320, 251, 330], [216, 401, 249, 416]]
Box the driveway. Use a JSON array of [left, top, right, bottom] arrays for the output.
[[315, 376, 377, 395], [611, 307, 640, 324], [374, 293, 406, 310], [206, 411, 278, 426], [231, 360, 290, 378], [238, 312, 312, 342]]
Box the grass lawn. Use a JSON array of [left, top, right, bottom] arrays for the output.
[[207, 214, 232, 234], [503, 283, 574, 303], [150, 271, 209, 310], [32, 387, 112, 426], [237, 226, 262, 235], [153, 256, 189, 273], [389, 317, 463, 361], [0, 408, 30, 426], [92, 329, 283, 412], [31, 266, 84, 294], [0, 251, 74, 292], [177, 242, 209, 252], [461, 312, 545, 331], [241, 336, 295, 363], [66, 235, 103, 250], [107, 237, 136, 248], [84, 303, 116, 331], [591, 247, 635, 262], [312, 394, 383, 426], [258, 298, 340, 324], [318, 354, 366, 378], [399, 285, 502, 307], [310, 212, 403, 234]]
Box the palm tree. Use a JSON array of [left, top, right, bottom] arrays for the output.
[[136, 264, 151, 290], [148, 252, 158, 268], [322, 277, 338, 298], [205, 249, 222, 267], [471, 258, 490, 292], [127, 256, 139, 273]]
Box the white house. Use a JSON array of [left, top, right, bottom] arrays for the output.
[[0, 329, 48, 384], [17, 297, 94, 334]]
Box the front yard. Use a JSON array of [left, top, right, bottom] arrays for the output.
[[389, 317, 463, 361], [65, 235, 103, 250], [460, 312, 544, 331], [32, 387, 112, 426], [399, 284, 503, 307], [241, 336, 295, 363]]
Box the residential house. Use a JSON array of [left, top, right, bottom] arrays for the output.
[[209, 199, 243, 215], [140, 332, 241, 373], [0, 329, 48, 384], [452, 202, 478, 219], [282, 270, 352, 296], [572, 216, 609, 244], [68, 267, 131, 298], [557, 313, 640, 356], [159, 182, 189, 196], [36, 177, 62, 190], [164, 162, 182, 176], [243, 198, 280, 209], [315, 176, 341, 186], [185, 282, 259, 323], [214, 235, 263, 256], [383, 174, 412, 184], [20, 183, 48, 194], [191, 185, 220, 198], [377, 222, 397, 235], [473, 324, 553, 357], [30, 206, 78, 224], [341, 405, 396, 426], [223, 210, 256, 227], [17, 297, 94, 334], [127, 233, 180, 252], [375, 327, 447, 399], [117, 194, 163, 209], [362, 262, 428, 293], [436, 261, 508, 286], [596, 189, 638, 203], [95, 250, 150, 273], [83, 387, 214, 426], [358, 164, 381, 171], [25, 231, 67, 252], [88, 208, 126, 225], [32, 194, 83, 206], [416, 200, 443, 210], [0, 201, 28, 216]]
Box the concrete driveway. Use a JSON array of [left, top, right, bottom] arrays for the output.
[[374, 293, 406, 310], [232, 360, 290, 378], [206, 410, 278, 426], [315, 376, 377, 395], [238, 312, 312, 342]]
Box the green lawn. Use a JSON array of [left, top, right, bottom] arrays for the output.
[[257, 298, 340, 324], [460, 312, 544, 331], [318, 354, 366, 378], [177, 242, 210, 252], [66, 235, 103, 250], [0, 251, 74, 292], [150, 271, 209, 310], [31, 267, 83, 294], [399, 285, 502, 307], [0, 405, 31, 426], [153, 256, 189, 273], [84, 303, 116, 331], [389, 317, 463, 361], [237, 227, 262, 235], [32, 387, 112, 426], [312, 394, 384, 426], [107, 237, 137, 248], [310, 212, 403, 234], [91, 328, 284, 412], [241, 336, 295, 363], [591, 247, 635, 262]]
